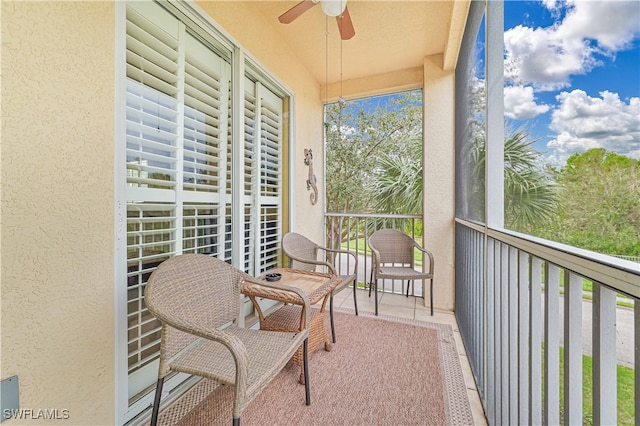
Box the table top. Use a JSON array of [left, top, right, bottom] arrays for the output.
[[241, 268, 341, 305]]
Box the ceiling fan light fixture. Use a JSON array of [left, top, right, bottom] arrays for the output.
[[320, 0, 346, 17]]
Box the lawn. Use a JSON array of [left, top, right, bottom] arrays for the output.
[[557, 347, 634, 425]]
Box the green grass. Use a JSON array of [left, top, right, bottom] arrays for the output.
[[556, 347, 635, 425], [341, 239, 424, 267]]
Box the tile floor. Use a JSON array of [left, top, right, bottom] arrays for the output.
[[333, 288, 488, 426]]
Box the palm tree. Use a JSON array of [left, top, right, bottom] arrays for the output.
[[373, 126, 558, 233], [371, 137, 422, 214], [477, 126, 558, 233]]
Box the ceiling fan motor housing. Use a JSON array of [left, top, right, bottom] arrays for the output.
[[320, 0, 347, 17]]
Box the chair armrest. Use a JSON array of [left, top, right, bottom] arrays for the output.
[[369, 246, 382, 274], [322, 246, 358, 275], [240, 276, 312, 330], [413, 243, 435, 271], [286, 251, 335, 274], [150, 308, 251, 380]]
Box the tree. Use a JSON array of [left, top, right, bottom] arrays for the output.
[[536, 149, 640, 256], [325, 91, 423, 214], [371, 137, 422, 214], [324, 91, 423, 247], [472, 125, 559, 233], [371, 123, 558, 233]]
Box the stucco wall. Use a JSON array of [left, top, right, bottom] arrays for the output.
[[423, 54, 456, 312], [1, 1, 326, 424], [196, 1, 327, 244], [1, 1, 116, 424]]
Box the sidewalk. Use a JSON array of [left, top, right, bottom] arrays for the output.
[[555, 295, 633, 367]]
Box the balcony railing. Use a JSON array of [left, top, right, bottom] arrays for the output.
[[455, 218, 640, 425], [324, 213, 424, 297]]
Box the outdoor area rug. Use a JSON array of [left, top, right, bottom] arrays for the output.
[[156, 309, 474, 425]]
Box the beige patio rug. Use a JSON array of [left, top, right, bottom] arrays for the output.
[[156, 309, 474, 425]]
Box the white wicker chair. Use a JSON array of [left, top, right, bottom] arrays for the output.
[[144, 254, 311, 426], [368, 229, 435, 316]]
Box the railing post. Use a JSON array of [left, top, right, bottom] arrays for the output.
[[508, 247, 518, 425], [487, 238, 496, 425], [500, 243, 509, 423], [592, 282, 617, 425], [517, 251, 530, 424], [544, 263, 560, 425], [564, 272, 583, 425], [529, 257, 542, 425]]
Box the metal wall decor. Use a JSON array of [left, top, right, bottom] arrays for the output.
[[304, 148, 318, 205]]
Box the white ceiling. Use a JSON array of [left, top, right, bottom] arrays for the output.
[[252, 1, 469, 87]]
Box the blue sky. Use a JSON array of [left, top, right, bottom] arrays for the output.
[[502, 0, 640, 165]]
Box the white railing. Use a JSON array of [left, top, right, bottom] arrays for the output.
[[324, 213, 424, 296], [455, 218, 640, 425]]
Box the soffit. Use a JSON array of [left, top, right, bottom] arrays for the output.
[[252, 1, 469, 87]]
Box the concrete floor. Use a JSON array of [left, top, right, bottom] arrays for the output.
[[332, 288, 488, 426]]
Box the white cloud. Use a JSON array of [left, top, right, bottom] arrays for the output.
[[504, 86, 550, 119], [504, 0, 640, 90], [557, 0, 640, 51], [547, 90, 640, 161]]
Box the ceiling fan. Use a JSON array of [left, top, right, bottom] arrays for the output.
[[278, 0, 355, 40]]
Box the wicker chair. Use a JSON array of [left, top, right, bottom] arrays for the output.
[[368, 229, 435, 316], [281, 232, 358, 343], [144, 254, 311, 426]]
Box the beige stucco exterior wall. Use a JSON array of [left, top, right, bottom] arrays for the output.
[[1, 1, 116, 424], [196, 1, 326, 244], [1, 1, 326, 424], [423, 54, 455, 312]]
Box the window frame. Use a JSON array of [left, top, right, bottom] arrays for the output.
[[114, 1, 297, 423]]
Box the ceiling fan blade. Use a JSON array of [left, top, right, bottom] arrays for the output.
[[336, 6, 355, 40], [278, 0, 317, 24]]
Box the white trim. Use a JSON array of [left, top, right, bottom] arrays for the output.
[[485, 0, 504, 229], [231, 46, 244, 270]]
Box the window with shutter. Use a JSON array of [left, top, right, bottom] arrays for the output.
[[120, 1, 288, 419]]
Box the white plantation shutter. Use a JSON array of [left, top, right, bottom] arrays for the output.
[[182, 33, 229, 196], [121, 1, 286, 415], [243, 79, 258, 273], [125, 2, 181, 405], [258, 89, 283, 272], [242, 80, 283, 275]]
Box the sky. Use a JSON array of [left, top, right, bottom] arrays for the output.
[[502, 0, 640, 166]]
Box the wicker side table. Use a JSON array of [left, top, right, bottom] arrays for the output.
[[241, 269, 341, 383]]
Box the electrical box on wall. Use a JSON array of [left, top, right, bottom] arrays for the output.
[[0, 375, 19, 422]]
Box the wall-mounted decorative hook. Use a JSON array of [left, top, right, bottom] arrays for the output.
[[304, 148, 318, 205]]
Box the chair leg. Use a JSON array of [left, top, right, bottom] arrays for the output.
[[330, 294, 336, 343], [150, 377, 164, 426], [352, 279, 358, 316], [303, 338, 311, 406], [233, 417, 240, 426], [406, 280, 409, 297], [368, 268, 373, 297], [430, 278, 434, 316], [374, 279, 379, 316]]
